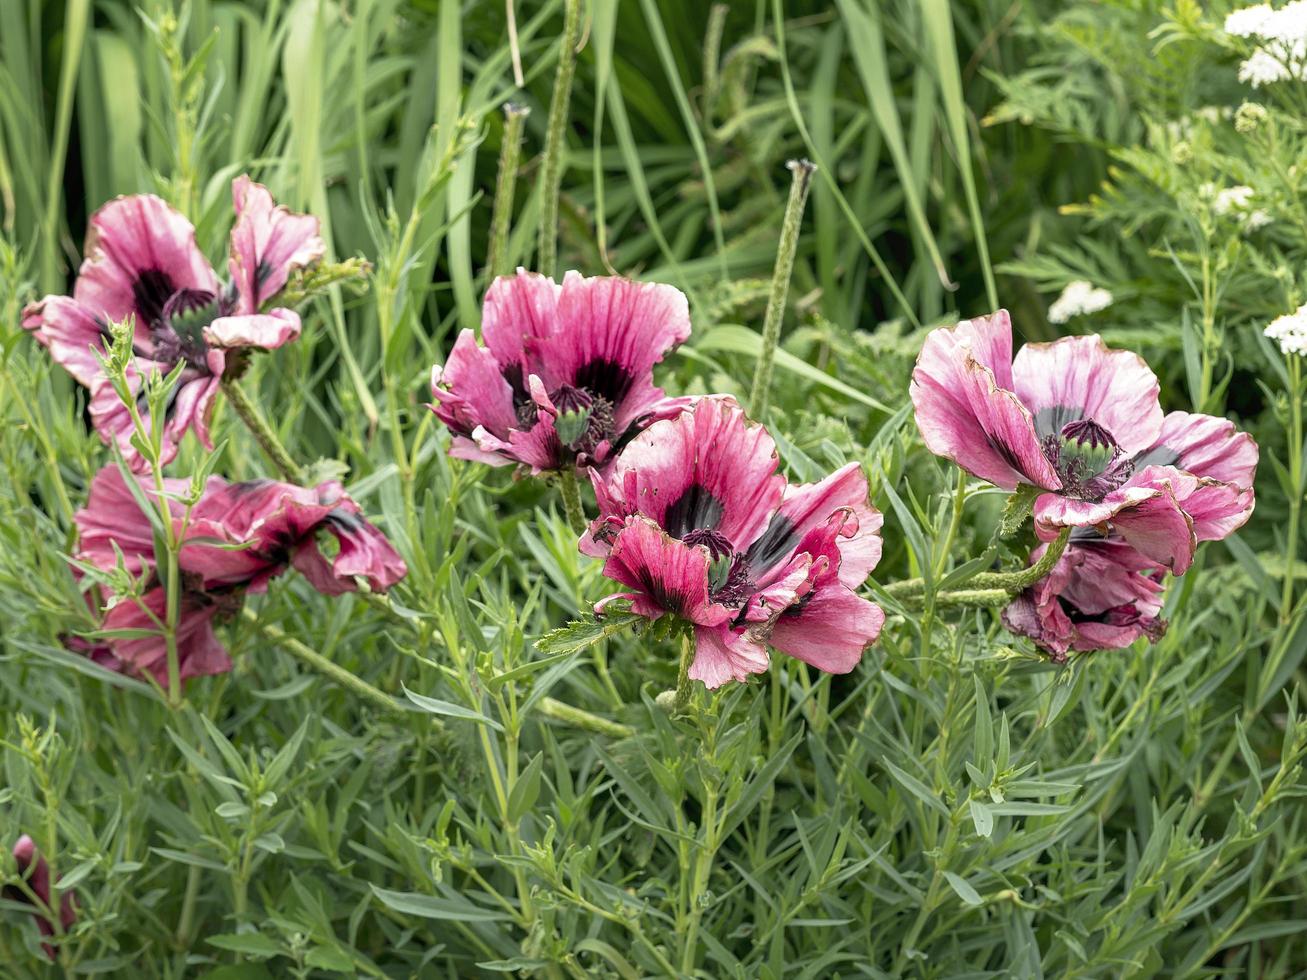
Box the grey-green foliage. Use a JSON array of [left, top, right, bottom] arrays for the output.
[[0, 0, 1304, 977]]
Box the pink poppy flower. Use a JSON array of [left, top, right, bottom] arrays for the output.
[[71, 464, 406, 682], [911, 311, 1258, 572], [580, 397, 885, 689], [1001, 538, 1167, 662], [5, 836, 77, 959], [23, 177, 324, 470], [429, 270, 692, 473]]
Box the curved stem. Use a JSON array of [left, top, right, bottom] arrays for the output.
[[244, 609, 403, 713], [220, 376, 305, 484], [969, 526, 1071, 592]]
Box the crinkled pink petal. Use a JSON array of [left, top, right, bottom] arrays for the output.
[[598, 396, 784, 551], [1011, 334, 1163, 454], [480, 269, 561, 376], [227, 175, 325, 314], [911, 311, 1059, 491], [690, 624, 770, 689], [753, 462, 883, 588], [542, 271, 692, 431], [100, 588, 232, 684], [74, 465, 188, 575], [21, 296, 110, 387], [73, 194, 219, 328], [1178, 480, 1254, 543], [600, 517, 731, 626], [769, 584, 884, 675], [204, 310, 301, 350], [1136, 410, 1259, 489], [1036, 468, 1197, 573], [293, 509, 408, 595]]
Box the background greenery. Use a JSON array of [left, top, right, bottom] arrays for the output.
[[2, 0, 1306, 976]]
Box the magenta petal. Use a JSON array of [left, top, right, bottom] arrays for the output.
[[205, 310, 301, 350], [480, 270, 562, 375], [100, 588, 231, 684], [1106, 484, 1197, 575], [911, 312, 1059, 490], [292, 503, 408, 595], [543, 271, 692, 430], [689, 624, 770, 689], [21, 296, 109, 387], [73, 194, 219, 327], [766, 462, 883, 587], [75, 465, 187, 574], [600, 517, 731, 626], [429, 331, 520, 442], [1178, 480, 1254, 543], [10, 834, 78, 957], [227, 175, 325, 314], [1011, 335, 1163, 454], [1137, 410, 1259, 489], [769, 585, 884, 674], [598, 397, 784, 550]]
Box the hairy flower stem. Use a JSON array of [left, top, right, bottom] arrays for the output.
[[537, 0, 582, 278], [885, 526, 1073, 602], [535, 697, 633, 738], [558, 468, 587, 534], [674, 632, 694, 714], [245, 610, 403, 713], [220, 376, 305, 484], [487, 103, 530, 279], [748, 159, 816, 419]]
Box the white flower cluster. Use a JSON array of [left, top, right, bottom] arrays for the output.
[[1226, 2, 1307, 86], [1048, 281, 1114, 325], [1265, 304, 1307, 355], [1201, 183, 1274, 229]]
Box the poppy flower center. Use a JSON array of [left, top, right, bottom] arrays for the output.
[[683, 528, 754, 605], [1042, 418, 1133, 501], [134, 269, 237, 372], [548, 383, 617, 457]]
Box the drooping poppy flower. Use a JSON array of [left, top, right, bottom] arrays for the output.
[[429, 270, 692, 473], [580, 397, 884, 688], [23, 177, 324, 470], [911, 311, 1257, 571], [1001, 538, 1167, 662], [5, 836, 77, 960], [71, 464, 406, 682]]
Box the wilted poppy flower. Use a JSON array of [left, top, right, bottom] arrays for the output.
[[5, 836, 77, 959], [580, 397, 884, 688], [429, 269, 691, 473], [911, 311, 1257, 571], [23, 177, 324, 470], [71, 464, 406, 682], [1001, 538, 1167, 662]]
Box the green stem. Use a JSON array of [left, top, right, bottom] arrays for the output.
[[487, 103, 530, 280], [558, 469, 587, 535], [885, 526, 1072, 599], [929, 588, 1012, 608], [1282, 355, 1302, 624], [221, 376, 305, 484], [969, 525, 1072, 592], [537, 0, 582, 278], [674, 632, 694, 714], [535, 697, 633, 738], [748, 158, 816, 419], [244, 609, 403, 713]]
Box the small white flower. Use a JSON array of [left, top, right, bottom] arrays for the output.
[[1226, 3, 1275, 37], [1246, 208, 1274, 228], [1265, 303, 1307, 355], [1048, 281, 1114, 325], [1206, 184, 1274, 229], [1263, 0, 1307, 42], [1213, 185, 1256, 214], [1239, 47, 1295, 85]]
